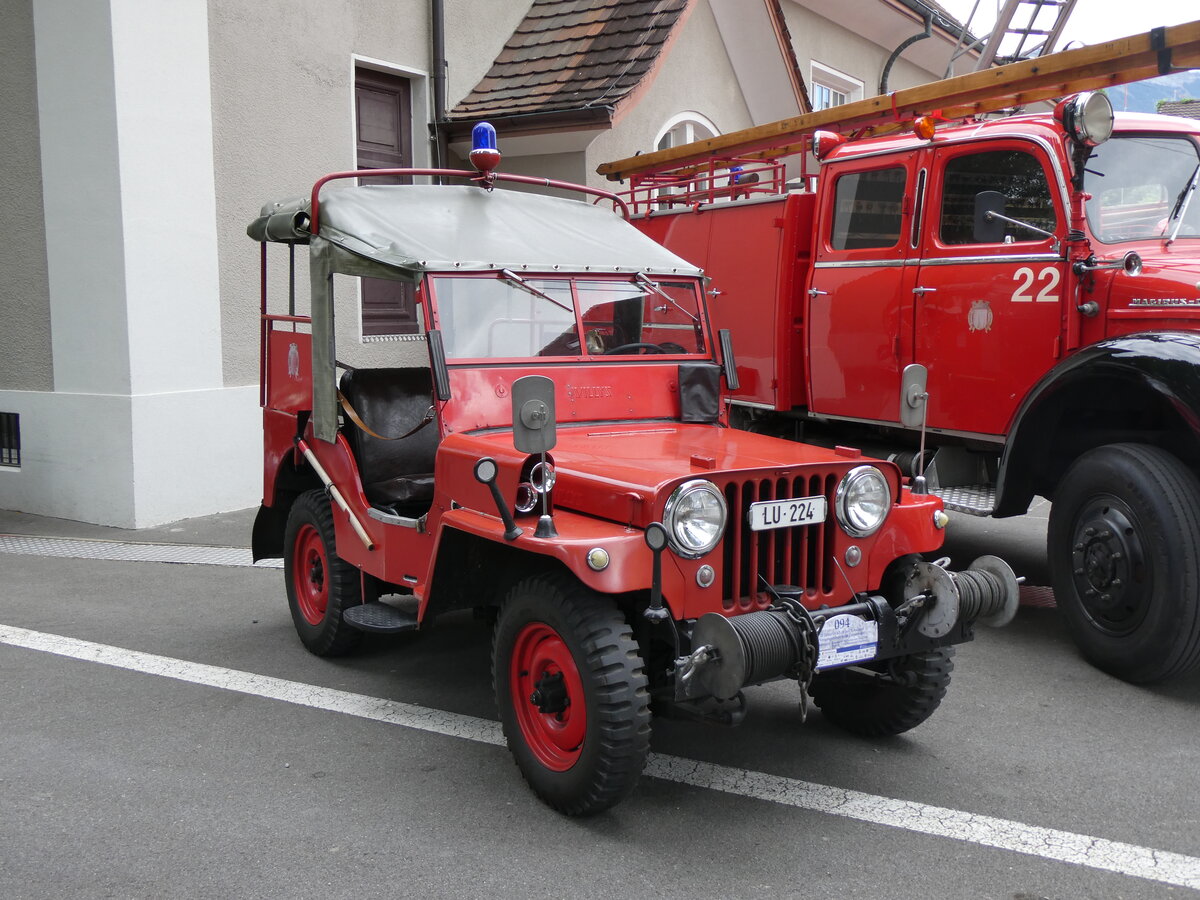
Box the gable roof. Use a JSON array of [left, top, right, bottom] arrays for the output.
[[448, 0, 692, 122], [1158, 99, 1200, 119]]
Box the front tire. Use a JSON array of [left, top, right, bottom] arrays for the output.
[[1048, 443, 1200, 683], [809, 648, 954, 737], [283, 490, 363, 657], [493, 573, 650, 816]]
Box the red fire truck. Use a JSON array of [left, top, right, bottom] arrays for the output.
[[602, 22, 1200, 683], [248, 128, 1017, 815]]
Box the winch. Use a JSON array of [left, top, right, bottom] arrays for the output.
[[676, 556, 1019, 702]]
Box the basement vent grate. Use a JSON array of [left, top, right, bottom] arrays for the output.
[[0, 535, 283, 568], [0, 412, 19, 467]]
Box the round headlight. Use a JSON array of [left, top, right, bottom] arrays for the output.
[[835, 466, 891, 538], [1060, 91, 1113, 147], [663, 480, 727, 558]]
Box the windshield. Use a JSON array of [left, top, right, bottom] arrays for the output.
[[1085, 135, 1200, 243], [431, 275, 707, 360]]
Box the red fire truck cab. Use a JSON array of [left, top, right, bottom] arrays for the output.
[[631, 92, 1200, 684], [248, 145, 1017, 815]]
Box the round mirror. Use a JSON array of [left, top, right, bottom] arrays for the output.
[[473, 458, 497, 484]]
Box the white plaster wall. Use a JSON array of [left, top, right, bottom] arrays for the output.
[[7, 0, 260, 527], [783, 1, 947, 99], [208, 0, 435, 389], [586, 0, 754, 187]]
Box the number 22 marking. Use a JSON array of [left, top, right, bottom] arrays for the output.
[[1012, 266, 1060, 303]]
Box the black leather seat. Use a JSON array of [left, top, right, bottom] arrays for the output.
[[338, 367, 439, 513]]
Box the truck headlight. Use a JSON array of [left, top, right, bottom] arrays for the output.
[[835, 466, 891, 537], [663, 480, 727, 558]]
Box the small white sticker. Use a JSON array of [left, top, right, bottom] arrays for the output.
[[816, 614, 878, 671]]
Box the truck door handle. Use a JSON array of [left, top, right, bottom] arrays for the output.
[[808, 288, 829, 297], [913, 286, 937, 297]]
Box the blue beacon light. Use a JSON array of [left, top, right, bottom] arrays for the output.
[[470, 121, 502, 174]]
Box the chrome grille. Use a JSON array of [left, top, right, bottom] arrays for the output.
[[721, 473, 839, 611]]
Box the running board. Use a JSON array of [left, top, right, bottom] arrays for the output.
[[343, 602, 419, 633], [931, 484, 996, 517]]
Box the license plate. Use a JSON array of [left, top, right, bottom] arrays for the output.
[[747, 495, 827, 531], [815, 614, 879, 670]]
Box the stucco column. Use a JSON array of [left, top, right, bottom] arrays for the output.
[[13, 0, 259, 527]]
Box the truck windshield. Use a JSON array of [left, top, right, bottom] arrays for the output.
[[1085, 135, 1200, 243], [431, 275, 706, 360]]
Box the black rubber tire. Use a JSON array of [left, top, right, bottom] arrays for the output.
[[1048, 443, 1200, 683], [493, 572, 651, 816], [283, 489, 363, 657], [809, 648, 954, 737]]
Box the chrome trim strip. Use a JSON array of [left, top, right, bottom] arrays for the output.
[[727, 399, 777, 410], [814, 258, 909, 269], [806, 410, 1005, 444], [918, 253, 1063, 266]]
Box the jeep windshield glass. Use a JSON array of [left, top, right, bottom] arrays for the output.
[[431, 275, 706, 360], [1085, 135, 1200, 243]]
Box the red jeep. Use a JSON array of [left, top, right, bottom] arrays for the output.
[[248, 138, 1017, 815]]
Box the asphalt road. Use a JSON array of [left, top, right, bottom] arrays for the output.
[[1, 505, 1199, 899]]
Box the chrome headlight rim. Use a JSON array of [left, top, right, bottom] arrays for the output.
[[662, 479, 727, 559], [835, 465, 892, 538], [1061, 91, 1113, 148]]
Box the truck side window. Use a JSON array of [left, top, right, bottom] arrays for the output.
[[830, 167, 906, 250], [939, 150, 1056, 244]]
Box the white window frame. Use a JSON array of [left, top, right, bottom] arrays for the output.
[[810, 61, 864, 111], [654, 111, 720, 151]]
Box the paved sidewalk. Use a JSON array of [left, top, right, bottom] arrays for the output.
[[0, 506, 258, 548]]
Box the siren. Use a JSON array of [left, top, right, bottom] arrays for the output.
[[470, 121, 502, 173]]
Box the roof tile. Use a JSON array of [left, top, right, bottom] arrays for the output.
[[450, 0, 690, 119]]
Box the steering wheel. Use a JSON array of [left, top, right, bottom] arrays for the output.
[[604, 342, 667, 355]]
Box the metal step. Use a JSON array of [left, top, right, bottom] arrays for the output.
[[932, 484, 996, 517], [343, 601, 419, 633]]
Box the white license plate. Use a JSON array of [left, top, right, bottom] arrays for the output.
[[747, 495, 827, 531], [815, 614, 879, 670]]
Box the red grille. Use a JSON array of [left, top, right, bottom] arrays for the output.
[[721, 473, 839, 611]]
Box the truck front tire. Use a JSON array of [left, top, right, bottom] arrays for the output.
[[1049, 443, 1200, 683], [492, 573, 651, 816]]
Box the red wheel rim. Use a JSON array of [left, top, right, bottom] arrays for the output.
[[510, 622, 587, 772], [292, 523, 328, 626]]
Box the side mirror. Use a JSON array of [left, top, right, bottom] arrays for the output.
[[900, 363, 928, 429], [974, 191, 1007, 244], [718, 329, 740, 391], [512, 375, 557, 454]]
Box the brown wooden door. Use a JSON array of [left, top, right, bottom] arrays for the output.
[[355, 67, 417, 336]]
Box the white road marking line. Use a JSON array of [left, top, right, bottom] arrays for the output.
[[2, 622, 1197, 892]]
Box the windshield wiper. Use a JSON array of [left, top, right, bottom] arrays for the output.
[[499, 269, 573, 313], [635, 272, 699, 323], [1166, 163, 1200, 247]]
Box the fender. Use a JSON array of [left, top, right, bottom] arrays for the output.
[[996, 331, 1200, 516]]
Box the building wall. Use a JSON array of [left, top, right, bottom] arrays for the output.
[[0, 0, 54, 393], [783, 1, 954, 101], [586, 0, 753, 184], [208, 0, 435, 388]]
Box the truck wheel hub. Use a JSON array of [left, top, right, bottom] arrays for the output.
[[1069, 501, 1145, 627]]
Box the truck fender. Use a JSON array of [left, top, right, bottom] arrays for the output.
[[996, 331, 1200, 516]]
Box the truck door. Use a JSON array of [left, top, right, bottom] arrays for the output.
[[807, 153, 920, 423], [913, 141, 1067, 436]]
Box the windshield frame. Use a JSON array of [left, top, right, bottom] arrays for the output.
[[426, 271, 712, 365], [1083, 131, 1200, 245]]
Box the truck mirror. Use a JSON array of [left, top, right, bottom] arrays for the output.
[[718, 329, 740, 391], [900, 364, 928, 429], [512, 374, 557, 454], [974, 191, 1008, 244]]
